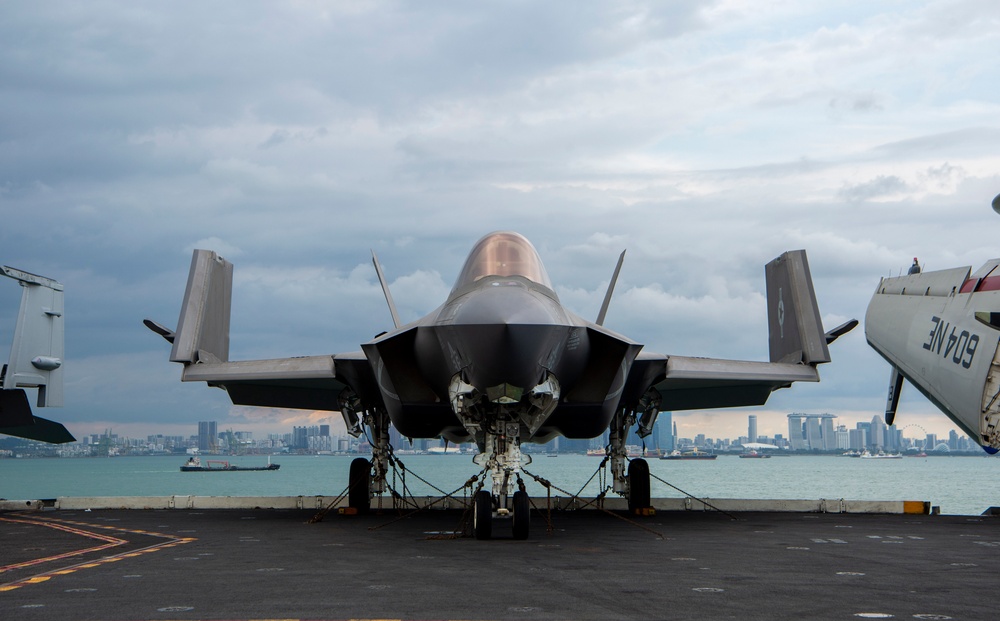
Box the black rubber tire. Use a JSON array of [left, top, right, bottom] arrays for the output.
[[512, 490, 530, 540], [627, 458, 651, 513], [473, 490, 493, 540], [348, 458, 371, 513]]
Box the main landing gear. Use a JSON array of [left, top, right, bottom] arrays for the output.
[[609, 408, 652, 514], [348, 457, 371, 513]]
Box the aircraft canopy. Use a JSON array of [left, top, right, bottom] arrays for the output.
[[453, 231, 553, 291]]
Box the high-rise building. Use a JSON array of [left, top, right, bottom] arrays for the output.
[[748, 415, 758, 444], [821, 416, 837, 450], [787, 413, 838, 450], [835, 425, 850, 450], [198, 421, 217, 451], [805, 417, 822, 449], [870, 415, 886, 448], [788, 414, 806, 450], [660, 412, 674, 451]]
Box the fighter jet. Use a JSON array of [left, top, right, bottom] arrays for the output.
[[866, 194, 1000, 454], [147, 232, 854, 539], [1, 266, 74, 444]]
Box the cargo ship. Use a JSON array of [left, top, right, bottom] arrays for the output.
[[180, 457, 280, 471]]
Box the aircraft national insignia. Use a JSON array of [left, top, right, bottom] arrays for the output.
[[777, 288, 785, 338]]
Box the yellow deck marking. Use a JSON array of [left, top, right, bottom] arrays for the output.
[[0, 514, 197, 593]]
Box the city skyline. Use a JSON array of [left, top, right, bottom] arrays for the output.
[[53, 410, 967, 451]]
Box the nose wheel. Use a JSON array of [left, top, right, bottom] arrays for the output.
[[473, 489, 531, 540]]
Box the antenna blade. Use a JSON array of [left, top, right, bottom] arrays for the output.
[[596, 250, 626, 326], [372, 250, 401, 329]]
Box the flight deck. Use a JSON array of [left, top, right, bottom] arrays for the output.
[[1, 497, 995, 621]]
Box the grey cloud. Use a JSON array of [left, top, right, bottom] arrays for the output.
[[2, 0, 998, 439], [839, 175, 910, 202]]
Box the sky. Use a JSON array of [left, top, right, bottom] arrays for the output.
[[2, 0, 999, 444]]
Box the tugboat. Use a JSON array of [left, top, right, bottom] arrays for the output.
[[180, 456, 280, 471], [738, 449, 771, 459]]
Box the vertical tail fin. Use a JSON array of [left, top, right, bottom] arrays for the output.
[[764, 250, 831, 365], [2, 266, 64, 406], [170, 250, 233, 364]]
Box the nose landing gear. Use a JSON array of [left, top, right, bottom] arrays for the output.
[[473, 487, 531, 540]]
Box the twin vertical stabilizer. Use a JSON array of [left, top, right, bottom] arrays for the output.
[[765, 250, 832, 366], [169, 250, 233, 364]]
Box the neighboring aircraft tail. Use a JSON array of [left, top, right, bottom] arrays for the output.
[[1, 265, 74, 444], [167, 250, 233, 364], [764, 250, 836, 366]]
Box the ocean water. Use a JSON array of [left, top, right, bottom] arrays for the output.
[[2, 454, 999, 516]]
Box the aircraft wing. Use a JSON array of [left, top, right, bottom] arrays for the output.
[[622, 249, 853, 412], [146, 251, 383, 414], [180, 352, 376, 411], [629, 352, 819, 411]]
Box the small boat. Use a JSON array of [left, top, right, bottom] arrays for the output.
[[660, 449, 717, 460], [180, 457, 280, 471], [739, 450, 770, 459]]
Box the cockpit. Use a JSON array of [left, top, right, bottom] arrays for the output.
[[452, 232, 553, 292]]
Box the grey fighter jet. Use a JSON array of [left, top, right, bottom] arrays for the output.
[[147, 232, 853, 539], [866, 194, 1000, 455], [1, 266, 74, 444]]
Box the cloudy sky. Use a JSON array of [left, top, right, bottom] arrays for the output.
[[2, 0, 999, 444]]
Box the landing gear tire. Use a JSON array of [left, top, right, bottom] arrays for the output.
[[473, 490, 493, 540], [512, 490, 530, 540], [348, 457, 371, 513], [627, 458, 651, 513]]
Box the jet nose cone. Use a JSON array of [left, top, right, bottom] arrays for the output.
[[450, 281, 564, 326], [454, 323, 567, 393], [445, 282, 571, 392]]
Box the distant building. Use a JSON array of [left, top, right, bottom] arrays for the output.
[[835, 425, 850, 450], [787, 413, 839, 450], [748, 415, 758, 444], [787, 414, 806, 450], [198, 421, 217, 452], [870, 415, 886, 448], [659, 412, 674, 452], [849, 428, 866, 450]]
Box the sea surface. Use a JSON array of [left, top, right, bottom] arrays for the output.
[[3, 453, 999, 516]]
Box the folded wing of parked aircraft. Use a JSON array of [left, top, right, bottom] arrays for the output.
[[1, 266, 74, 444]]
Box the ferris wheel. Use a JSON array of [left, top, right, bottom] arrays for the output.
[[898, 424, 932, 450], [899, 424, 927, 439]]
